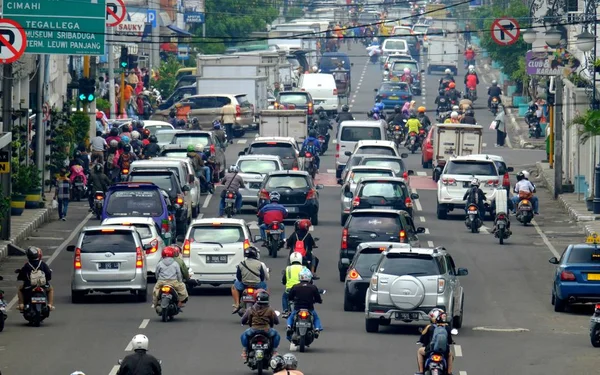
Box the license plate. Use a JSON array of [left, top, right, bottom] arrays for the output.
[[520, 206, 532, 211], [249, 183, 261, 189], [588, 273, 600, 281], [389, 96, 399, 100], [296, 320, 311, 327], [377, 206, 393, 209], [206, 255, 227, 264], [267, 230, 282, 234], [31, 296, 47, 304], [393, 131, 402, 135], [468, 210, 478, 215], [225, 198, 236, 203], [395, 312, 419, 320], [242, 295, 255, 302], [252, 343, 268, 350], [286, 207, 298, 213], [99, 262, 119, 270]]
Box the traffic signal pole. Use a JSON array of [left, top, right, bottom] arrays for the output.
[[120, 71, 126, 117], [83, 56, 90, 115]]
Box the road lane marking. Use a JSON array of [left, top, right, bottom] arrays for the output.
[[427, 240, 435, 247], [472, 326, 530, 332], [196, 213, 204, 219], [27, 236, 65, 240], [416, 171, 427, 176], [327, 169, 336, 174], [419, 216, 426, 222], [532, 219, 560, 257], [7, 213, 93, 311], [454, 344, 463, 357], [424, 228, 430, 234], [482, 143, 487, 147], [237, 139, 247, 144], [411, 187, 422, 211], [202, 194, 212, 209], [139, 319, 150, 329], [332, 139, 337, 144], [460, 372, 467, 375], [125, 342, 133, 351], [108, 365, 120, 375], [480, 225, 490, 234]]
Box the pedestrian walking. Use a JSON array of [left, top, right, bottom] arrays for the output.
[[494, 104, 507, 147], [221, 100, 236, 144], [55, 168, 71, 221]]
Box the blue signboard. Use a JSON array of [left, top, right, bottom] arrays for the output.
[[470, 0, 482, 6], [184, 12, 205, 23], [147, 10, 157, 28]]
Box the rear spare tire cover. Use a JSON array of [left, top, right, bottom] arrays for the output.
[[390, 275, 426, 310]]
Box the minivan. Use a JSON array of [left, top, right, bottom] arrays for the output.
[[335, 120, 388, 178], [297, 73, 338, 115], [381, 39, 409, 57]]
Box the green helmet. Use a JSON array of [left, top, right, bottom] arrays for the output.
[[187, 144, 195, 152]]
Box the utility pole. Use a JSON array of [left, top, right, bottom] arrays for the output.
[[35, 55, 46, 202], [83, 56, 90, 116], [108, 28, 116, 118], [1, 63, 13, 241], [554, 78, 564, 198], [88, 56, 98, 140], [150, 0, 160, 69]]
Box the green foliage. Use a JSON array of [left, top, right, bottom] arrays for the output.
[[70, 111, 90, 147], [570, 109, 600, 144], [11, 165, 33, 194], [48, 109, 74, 178], [151, 56, 183, 99], [96, 98, 111, 112], [0, 190, 9, 216]]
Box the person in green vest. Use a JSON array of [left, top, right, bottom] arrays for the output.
[[172, 245, 190, 282], [281, 252, 307, 317]]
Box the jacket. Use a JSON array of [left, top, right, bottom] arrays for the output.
[[286, 231, 316, 258], [221, 173, 245, 193], [463, 186, 486, 205], [389, 113, 405, 125], [187, 152, 204, 172], [419, 323, 454, 351], [301, 137, 321, 153], [70, 164, 88, 185], [315, 119, 332, 135], [460, 115, 477, 125], [336, 112, 354, 123], [155, 257, 182, 281], [465, 74, 478, 89], [406, 118, 422, 134], [117, 350, 162, 375], [282, 264, 305, 290], [17, 259, 52, 287], [89, 171, 111, 192], [288, 282, 322, 311], [417, 114, 431, 129], [241, 303, 279, 331], [236, 258, 265, 285], [143, 143, 161, 158], [488, 86, 502, 98], [258, 203, 288, 224], [173, 256, 189, 281]]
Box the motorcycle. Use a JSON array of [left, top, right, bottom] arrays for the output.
[[490, 96, 500, 115], [246, 330, 275, 374], [465, 204, 482, 233], [238, 287, 258, 317], [72, 175, 86, 201], [465, 87, 477, 101], [493, 212, 511, 244], [370, 53, 379, 64], [525, 111, 542, 138], [516, 198, 534, 225], [224, 190, 237, 218], [156, 284, 180, 322], [407, 131, 419, 154], [120, 168, 129, 182], [0, 276, 6, 332], [15, 268, 50, 327], [93, 191, 104, 220], [302, 150, 317, 179], [392, 124, 404, 145], [264, 221, 284, 258], [419, 328, 459, 375], [290, 289, 326, 352], [418, 128, 427, 145], [589, 303, 600, 347], [318, 134, 327, 154]]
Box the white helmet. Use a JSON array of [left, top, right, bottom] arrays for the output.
[[109, 139, 118, 147], [228, 165, 239, 173], [445, 68, 451, 74], [468, 65, 475, 70], [452, 105, 459, 111], [311, 65, 318, 73], [373, 37, 378, 42], [195, 144, 205, 152], [131, 130, 140, 140], [289, 252, 303, 264], [131, 334, 149, 351], [471, 178, 480, 186], [403, 67, 411, 74], [450, 111, 459, 119], [521, 170, 530, 179]]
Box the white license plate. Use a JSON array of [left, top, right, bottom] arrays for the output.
[[267, 230, 282, 234], [395, 312, 419, 320], [225, 198, 236, 203], [286, 207, 298, 213], [468, 211, 478, 214], [520, 206, 532, 211], [31, 296, 47, 304], [296, 321, 311, 327], [393, 131, 402, 135], [242, 295, 255, 302], [377, 206, 393, 209], [206, 255, 227, 264], [99, 262, 119, 270], [252, 343, 269, 349]]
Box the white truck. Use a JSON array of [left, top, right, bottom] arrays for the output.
[[426, 37, 460, 75], [432, 123, 483, 181], [258, 109, 308, 143]]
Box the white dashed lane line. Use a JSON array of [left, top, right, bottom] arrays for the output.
[[139, 319, 150, 329], [454, 344, 463, 357], [202, 194, 212, 209], [125, 341, 133, 351], [237, 139, 247, 144], [424, 228, 430, 234], [419, 216, 426, 222], [411, 187, 422, 211], [427, 240, 435, 247], [416, 171, 428, 176], [108, 366, 120, 375], [327, 169, 336, 174]]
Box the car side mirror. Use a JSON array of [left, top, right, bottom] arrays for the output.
[[344, 151, 352, 156], [400, 153, 409, 158], [374, 88, 379, 92], [143, 244, 153, 251], [182, 185, 191, 192], [238, 151, 245, 156], [254, 235, 262, 242], [344, 191, 353, 199], [67, 245, 76, 252], [416, 227, 425, 233], [457, 268, 468, 276], [411, 193, 419, 200], [315, 184, 324, 189], [507, 167, 514, 172], [407, 170, 415, 176], [337, 178, 343, 185], [549, 257, 559, 265]]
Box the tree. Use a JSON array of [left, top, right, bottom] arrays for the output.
[[151, 56, 182, 99]]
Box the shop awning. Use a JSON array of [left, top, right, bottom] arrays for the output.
[[167, 24, 193, 36]]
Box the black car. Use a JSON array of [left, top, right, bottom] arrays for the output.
[[347, 177, 419, 217], [338, 209, 425, 281], [257, 170, 323, 225]]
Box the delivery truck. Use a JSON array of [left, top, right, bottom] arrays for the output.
[[258, 109, 308, 143], [426, 37, 459, 75], [432, 123, 483, 181]]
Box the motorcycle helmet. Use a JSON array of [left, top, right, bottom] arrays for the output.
[[94, 164, 103, 173], [521, 170, 530, 179], [428, 307, 444, 323], [228, 165, 239, 173], [289, 252, 303, 264], [269, 191, 281, 203], [470, 178, 480, 187], [418, 106, 426, 113], [95, 112, 103, 120], [445, 68, 451, 74], [299, 268, 313, 282], [123, 144, 132, 153], [529, 104, 538, 111], [409, 111, 417, 118], [244, 246, 259, 259], [71, 372, 86, 375], [297, 219, 311, 231], [468, 64, 475, 70], [131, 130, 140, 140], [121, 135, 130, 144], [195, 144, 204, 152], [171, 245, 182, 257], [516, 172, 524, 181], [341, 104, 349, 112], [317, 106, 325, 114], [256, 290, 270, 305], [450, 111, 459, 119], [177, 119, 186, 128], [367, 110, 374, 118], [452, 105, 459, 111], [149, 135, 158, 143], [373, 107, 380, 114], [26, 246, 42, 261], [308, 129, 317, 138], [394, 105, 402, 113], [270, 355, 286, 372], [311, 65, 318, 73], [130, 334, 149, 351], [449, 82, 456, 89], [110, 128, 118, 136], [143, 128, 151, 137], [191, 117, 200, 127], [319, 111, 327, 119], [282, 353, 299, 370], [438, 89, 445, 96], [491, 80, 498, 86], [213, 120, 222, 129], [109, 139, 118, 147], [161, 246, 175, 258], [403, 67, 411, 74], [187, 144, 195, 152]]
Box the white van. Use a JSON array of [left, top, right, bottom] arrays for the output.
[[381, 38, 409, 57], [335, 120, 388, 178], [297, 73, 338, 115]]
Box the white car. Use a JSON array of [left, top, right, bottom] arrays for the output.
[[100, 217, 166, 278], [142, 120, 175, 135], [236, 154, 284, 208], [155, 129, 183, 149], [344, 140, 405, 160], [183, 218, 255, 288], [436, 155, 500, 219]]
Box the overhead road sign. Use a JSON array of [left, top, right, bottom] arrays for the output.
[[0, 19, 26, 63], [491, 17, 520, 46], [106, 0, 126, 27], [2, 0, 107, 55]]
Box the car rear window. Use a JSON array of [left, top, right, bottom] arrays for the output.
[[278, 94, 309, 106], [445, 161, 496, 176], [236, 95, 251, 107], [378, 253, 441, 276], [361, 159, 405, 174], [266, 175, 309, 189], [393, 28, 412, 36], [156, 131, 177, 143], [566, 245, 600, 263], [106, 189, 164, 217], [172, 134, 211, 148], [238, 160, 280, 174], [190, 225, 244, 244], [385, 40, 408, 50], [354, 248, 385, 275], [81, 230, 137, 253], [356, 146, 395, 156], [128, 174, 176, 194], [160, 151, 187, 159], [413, 25, 428, 34], [348, 214, 400, 232], [391, 62, 418, 73], [380, 83, 410, 92], [350, 170, 394, 182], [319, 56, 349, 71], [341, 126, 382, 142], [360, 182, 406, 198], [249, 143, 296, 159], [145, 125, 173, 135]]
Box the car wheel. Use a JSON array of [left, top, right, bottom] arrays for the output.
[[339, 268, 346, 282], [341, 214, 347, 226], [71, 291, 85, 304], [553, 289, 566, 312], [436, 202, 447, 219], [365, 318, 380, 333], [311, 214, 319, 226], [137, 288, 148, 303], [192, 205, 199, 218], [343, 293, 355, 312], [453, 296, 464, 329]]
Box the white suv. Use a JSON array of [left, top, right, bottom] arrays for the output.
[[436, 155, 500, 219]]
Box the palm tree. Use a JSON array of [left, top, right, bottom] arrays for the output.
[[570, 109, 600, 204]]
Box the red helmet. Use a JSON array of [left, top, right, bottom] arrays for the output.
[[161, 246, 176, 258], [449, 82, 456, 89], [96, 112, 103, 119], [298, 219, 311, 231]]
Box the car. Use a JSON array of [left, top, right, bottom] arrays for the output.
[[67, 225, 150, 303], [258, 170, 323, 224], [364, 245, 468, 332], [297, 73, 339, 115], [169, 130, 227, 177], [101, 217, 166, 278], [344, 242, 406, 311], [336, 120, 389, 178], [241, 137, 303, 171], [436, 155, 501, 219], [275, 91, 314, 116], [358, 155, 413, 181], [236, 155, 284, 208], [381, 38, 409, 57], [142, 120, 175, 135], [338, 209, 425, 281], [382, 53, 414, 70], [155, 129, 183, 149], [339, 166, 396, 225], [550, 238, 600, 312], [182, 218, 254, 288], [373, 82, 412, 109], [347, 177, 419, 217], [386, 60, 423, 95], [345, 140, 404, 160]]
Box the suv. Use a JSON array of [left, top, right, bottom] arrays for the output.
[[348, 177, 419, 217], [365, 246, 468, 333], [344, 140, 404, 160], [242, 137, 302, 171], [338, 209, 425, 281], [436, 156, 501, 219], [236, 154, 284, 208], [67, 225, 150, 303]]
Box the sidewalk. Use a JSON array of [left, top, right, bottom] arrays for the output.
[[536, 161, 600, 236]]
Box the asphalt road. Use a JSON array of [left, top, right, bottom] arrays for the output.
[[1, 43, 600, 375]]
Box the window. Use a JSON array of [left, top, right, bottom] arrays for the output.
[[81, 231, 137, 253], [348, 215, 400, 233], [354, 249, 385, 275], [350, 170, 393, 182], [265, 176, 309, 189], [238, 160, 280, 174], [236, 95, 251, 108], [360, 182, 406, 199], [393, 29, 412, 36], [132, 224, 153, 240], [404, 216, 416, 232], [106, 189, 164, 217], [566, 245, 600, 263], [445, 161, 497, 176], [172, 134, 211, 148], [214, 96, 231, 107], [188, 97, 211, 109], [361, 159, 405, 174], [378, 254, 440, 276], [155, 131, 176, 143], [446, 256, 457, 275], [128, 174, 175, 195], [391, 62, 418, 73], [413, 25, 428, 34], [384, 40, 408, 50], [494, 161, 507, 175], [161, 151, 188, 159], [249, 143, 296, 159], [341, 127, 382, 142], [356, 146, 395, 156], [380, 83, 410, 92], [145, 125, 173, 135], [278, 94, 310, 106], [190, 226, 244, 244]]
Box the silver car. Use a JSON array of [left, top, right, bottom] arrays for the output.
[[67, 225, 150, 303], [236, 155, 284, 208], [155, 129, 183, 149], [338, 166, 396, 226], [365, 245, 468, 333]]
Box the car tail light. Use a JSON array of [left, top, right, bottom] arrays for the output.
[[74, 247, 82, 269], [485, 179, 499, 188], [146, 239, 159, 254], [307, 103, 313, 115], [419, 129, 426, 135], [370, 275, 378, 291], [176, 194, 184, 205], [306, 189, 317, 200], [305, 152, 312, 158], [299, 311, 309, 319], [161, 219, 170, 235], [246, 288, 255, 295], [405, 197, 413, 208], [136, 247, 143, 268], [292, 160, 299, 170], [403, 172, 408, 179], [259, 189, 270, 200], [243, 239, 250, 249], [432, 354, 443, 362], [169, 214, 174, 222], [161, 286, 171, 293], [438, 278, 446, 293], [560, 271, 576, 281], [121, 168, 129, 174], [34, 287, 43, 292], [595, 303, 600, 311], [503, 172, 510, 187], [347, 269, 362, 280], [441, 178, 457, 186], [210, 144, 216, 156], [380, 93, 387, 98], [235, 104, 241, 118], [335, 143, 340, 158], [341, 228, 348, 250], [399, 230, 407, 242], [401, 95, 408, 99], [333, 88, 338, 95], [183, 239, 191, 256], [352, 196, 360, 207], [497, 213, 507, 220], [394, 126, 400, 131]]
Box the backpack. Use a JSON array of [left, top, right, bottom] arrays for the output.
[[305, 141, 318, 156], [430, 324, 449, 353], [29, 262, 47, 286], [120, 153, 131, 169], [293, 232, 309, 257]]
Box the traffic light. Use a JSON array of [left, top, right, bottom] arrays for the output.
[[120, 46, 129, 69], [78, 78, 96, 103]]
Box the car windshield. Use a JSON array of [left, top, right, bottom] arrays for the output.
[[156, 131, 177, 143], [391, 62, 418, 73], [80, 231, 136, 253], [266, 176, 309, 189], [566, 245, 600, 263], [354, 249, 385, 275], [190, 226, 244, 244], [385, 40, 407, 50], [356, 146, 395, 156], [172, 134, 211, 148], [278, 94, 309, 106], [378, 254, 441, 276], [348, 215, 400, 233], [445, 161, 497, 175], [145, 125, 173, 135], [380, 83, 409, 92], [128, 174, 174, 193], [160, 151, 187, 159], [393, 29, 412, 36], [106, 189, 164, 217], [350, 170, 394, 182], [249, 143, 296, 159], [238, 160, 279, 174], [341, 127, 382, 142], [360, 182, 406, 198], [362, 159, 405, 174], [413, 25, 428, 34]]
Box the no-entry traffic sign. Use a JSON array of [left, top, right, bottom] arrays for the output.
[[0, 19, 26, 64], [491, 17, 520, 46], [106, 0, 127, 27]]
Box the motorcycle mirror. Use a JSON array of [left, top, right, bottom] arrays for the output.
[[14, 268, 20, 274], [275, 310, 281, 317], [451, 329, 458, 335], [118, 359, 123, 365]]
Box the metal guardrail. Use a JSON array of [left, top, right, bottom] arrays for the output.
[[0, 132, 11, 149]]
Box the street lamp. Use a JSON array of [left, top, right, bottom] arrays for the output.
[[522, 29, 538, 44], [576, 30, 596, 52], [544, 27, 563, 47]]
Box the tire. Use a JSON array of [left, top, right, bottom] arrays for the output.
[[343, 293, 355, 312], [137, 288, 148, 303], [499, 228, 505, 244], [341, 214, 347, 226], [71, 291, 85, 304], [553, 292, 567, 312], [339, 269, 346, 282], [311, 214, 319, 226], [0, 315, 5, 332], [365, 318, 379, 333], [257, 358, 264, 375], [269, 241, 278, 258], [591, 326, 600, 347], [162, 308, 168, 322], [453, 297, 464, 329], [471, 222, 478, 233], [436, 203, 447, 220], [299, 335, 306, 352]]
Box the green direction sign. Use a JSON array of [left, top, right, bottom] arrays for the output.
[[2, 0, 107, 55]]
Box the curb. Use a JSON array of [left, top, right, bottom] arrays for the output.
[[0, 207, 53, 261]]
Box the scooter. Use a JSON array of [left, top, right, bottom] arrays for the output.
[[289, 289, 326, 353], [0, 275, 6, 332], [16, 268, 50, 327], [72, 175, 86, 201], [238, 287, 258, 317], [224, 190, 237, 218], [418, 328, 459, 375], [490, 96, 500, 115], [302, 150, 317, 179], [589, 303, 600, 347], [93, 191, 104, 220], [493, 212, 511, 244], [526, 111, 542, 138], [407, 131, 419, 154], [465, 204, 482, 233], [465, 87, 477, 101], [263, 222, 284, 258], [245, 328, 277, 374], [156, 284, 180, 322], [516, 198, 534, 225], [392, 124, 405, 146]]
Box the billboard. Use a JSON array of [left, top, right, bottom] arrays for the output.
[[526, 49, 581, 77], [184, 0, 205, 23]]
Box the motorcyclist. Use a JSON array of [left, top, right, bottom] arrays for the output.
[[367, 110, 378, 120], [286, 269, 323, 341], [17, 246, 54, 311], [463, 178, 486, 220], [464, 65, 479, 92], [258, 191, 288, 242], [300, 130, 322, 170], [87, 163, 111, 211], [389, 105, 405, 125], [105, 127, 121, 145], [444, 111, 460, 124], [271, 353, 304, 375], [152, 246, 188, 309], [116, 144, 137, 175], [406, 111, 422, 135], [374, 99, 385, 119], [171, 245, 190, 282], [120, 125, 132, 140], [511, 171, 539, 215], [130, 130, 143, 156], [231, 246, 267, 313], [400, 67, 413, 85], [187, 144, 211, 191], [415, 308, 455, 375], [460, 107, 477, 125], [488, 80, 503, 108], [116, 334, 161, 375], [439, 69, 455, 90], [240, 290, 281, 360], [417, 106, 431, 131], [212, 120, 227, 149], [219, 165, 245, 216], [435, 89, 450, 114], [142, 135, 161, 159], [69, 156, 88, 187], [167, 109, 178, 127], [281, 252, 307, 315], [335, 104, 354, 123], [286, 219, 319, 276], [445, 82, 461, 103], [464, 45, 476, 67], [314, 110, 333, 144]]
